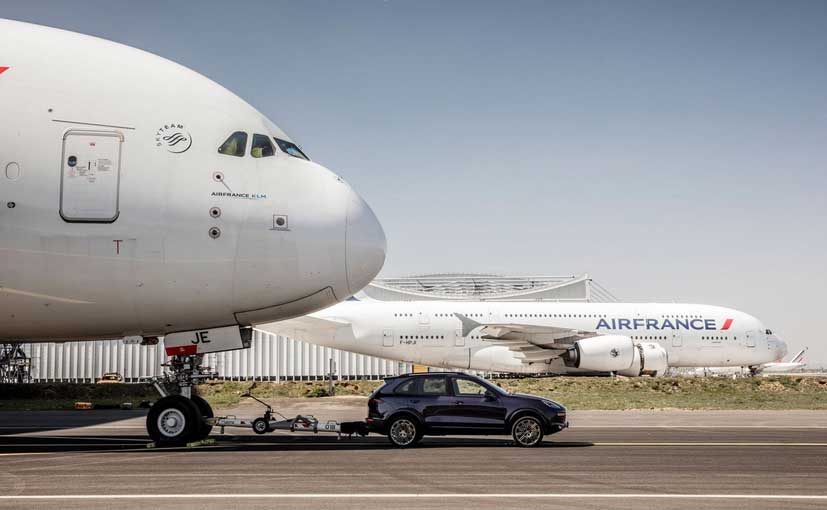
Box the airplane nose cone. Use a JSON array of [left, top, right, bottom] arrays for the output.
[[346, 189, 386, 295]]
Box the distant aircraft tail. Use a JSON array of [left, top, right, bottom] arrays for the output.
[[790, 348, 807, 364]]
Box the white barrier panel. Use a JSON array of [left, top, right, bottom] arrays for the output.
[[20, 330, 410, 383]]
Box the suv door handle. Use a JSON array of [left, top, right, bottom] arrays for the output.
[[455, 401, 464, 405]]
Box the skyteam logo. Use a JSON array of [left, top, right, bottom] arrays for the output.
[[596, 318, 734, 331], [155, 123, 192, 154]]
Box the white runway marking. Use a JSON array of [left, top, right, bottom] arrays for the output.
[[574, 425, 827, 429], [1, 493, 826, 500], [592, 442, 827, 446]]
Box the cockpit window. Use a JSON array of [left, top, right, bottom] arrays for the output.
[[274, 138, 309, 161], [251, 134, 275, 158], [766, 329, 773, 335], [218, 131, 247, 157]]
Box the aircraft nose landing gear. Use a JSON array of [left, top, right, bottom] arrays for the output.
[[146, 354, 216, 446]]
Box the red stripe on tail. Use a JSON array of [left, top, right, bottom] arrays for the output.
[[165, 344, 198, 356], [0, 67, 9, 74], [721, 318, 733, 330]]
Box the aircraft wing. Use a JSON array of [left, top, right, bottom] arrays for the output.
[[454, 313, 598, 363], [256, 314, 349, 340]]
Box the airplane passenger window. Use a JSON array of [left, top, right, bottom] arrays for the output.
[[251, 134, 275, 158], [274, 137, 310, 160], [218, 131, 247, 157]]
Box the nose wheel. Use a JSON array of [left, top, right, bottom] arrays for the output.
[[146, 354, 215, 446], [147, 395, 200, 445]]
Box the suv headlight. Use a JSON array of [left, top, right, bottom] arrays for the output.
[[541, 399, 564, 411]]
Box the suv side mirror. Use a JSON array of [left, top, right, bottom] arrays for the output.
[[484, 390, 496, 401]]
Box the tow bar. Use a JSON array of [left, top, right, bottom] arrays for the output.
[[205, 394, 368, 438]]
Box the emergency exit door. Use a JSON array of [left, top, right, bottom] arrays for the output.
[[454, 329, 465, 347], [60, 130, 123, 222], [382, 329, 394, 347]]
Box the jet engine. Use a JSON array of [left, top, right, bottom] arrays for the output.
[[617, 342, 669, 377], [562, 335, 636, 372]]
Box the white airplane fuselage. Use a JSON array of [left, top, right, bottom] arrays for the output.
[[0, 20, 386, 342], [263, 301, 787, 375]]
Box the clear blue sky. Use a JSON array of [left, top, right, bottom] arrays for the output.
[[5, 1, 826, 365]]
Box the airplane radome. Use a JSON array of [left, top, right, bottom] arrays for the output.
[[0, 19, 386, 344]]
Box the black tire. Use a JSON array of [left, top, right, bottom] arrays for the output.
[[190, 395, 214, 441], [252, 417, 270, 435], [511, 415, 544, 447], [387, 415, 422, 448], [146, 395, 200, 446]]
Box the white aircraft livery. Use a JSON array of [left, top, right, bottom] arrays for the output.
[[755, 348, 807, 374], [688, 348, 806, 377], [262, 300, 787, 376], [0, 20, 386, 443]]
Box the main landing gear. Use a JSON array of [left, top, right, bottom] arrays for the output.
[[146, 354, 215, 446]]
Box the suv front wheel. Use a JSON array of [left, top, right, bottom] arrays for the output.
[[387, 416, 422, 448], [511, 415, 544, 447]]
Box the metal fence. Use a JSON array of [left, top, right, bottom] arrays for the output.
[[20, 329, 410, 383]]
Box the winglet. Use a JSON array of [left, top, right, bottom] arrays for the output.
[[454, 313, 481, 337]]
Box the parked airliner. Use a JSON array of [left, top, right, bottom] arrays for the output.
[[0, 19, 385, 444], [691, 348, 807, 377], [261, 300, 786, 376], [756, 348, 807, 374]]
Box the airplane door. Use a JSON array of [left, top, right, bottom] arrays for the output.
[[60, 130, 123, 222], [418, 310, 430, 325], [671, 332, 683, 347], [382, 329, 394, 347], [454, 329, 465, 347], [746, 331, 756, 347]]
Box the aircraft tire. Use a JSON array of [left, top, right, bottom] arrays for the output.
[[190, 395, 214, 441], [146, 395, 200, 446]]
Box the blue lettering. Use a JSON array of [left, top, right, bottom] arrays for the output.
[[661, 319, 675, 329], [690, 319, 704, 330], [675, 319, 690, 330], [646, 319, 660, 330], [633, 318, 644, 329], [596, 318, 611, 330], [704, 319, 716, 330], [618, 318, 631, 330]]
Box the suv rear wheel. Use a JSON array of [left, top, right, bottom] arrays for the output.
[[387, 416, 422, 448], [512, 415, 544, 447]]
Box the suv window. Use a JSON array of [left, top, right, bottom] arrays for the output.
[[369, 381, 388, 399], [218, 131, 247, 157], [251, 134, 275, 158], [394, 378, 418, 395], [453, 378, 487, 396], [420, 376, 448, 396]]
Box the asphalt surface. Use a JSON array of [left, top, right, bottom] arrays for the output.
[[1, 401, 825, 510]]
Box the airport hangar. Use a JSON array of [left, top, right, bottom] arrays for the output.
[[6, 274, 617, 383]]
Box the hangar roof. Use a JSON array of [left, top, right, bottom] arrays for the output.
[[364, 273, 618, 302]]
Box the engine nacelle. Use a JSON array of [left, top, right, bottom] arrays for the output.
[[617, 342, 669, 377], [562, 335, 635, 372]]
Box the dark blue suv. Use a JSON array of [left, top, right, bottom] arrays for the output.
[[367, 372, 567, 447]]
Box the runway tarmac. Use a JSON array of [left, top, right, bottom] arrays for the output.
[[1, 400, 825, 509]]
